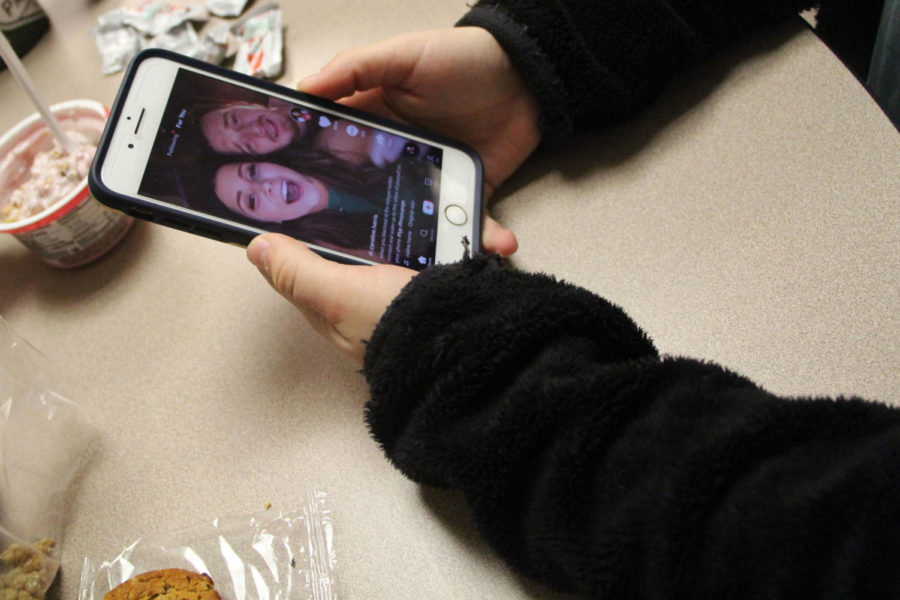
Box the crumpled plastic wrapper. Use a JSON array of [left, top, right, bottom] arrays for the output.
[[99, 2, 210, 37], [207, 0, 251, 18], [92, 2, 210, 74], [92, 18, 147, 75], [92, 1, 284, 78], [148, 22, 202, 58], [231, 4, 283, 78], [79, 496, 337, 600], [0, 316, 96, 600], [189, 20, 234, 64]]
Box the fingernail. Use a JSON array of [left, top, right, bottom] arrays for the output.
[[247, 236, 269, 270]]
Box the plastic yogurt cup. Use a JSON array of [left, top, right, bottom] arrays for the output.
[[0, 99, 133, 268]]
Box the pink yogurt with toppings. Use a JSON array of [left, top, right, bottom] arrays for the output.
[[0, 100, 133, 268], [2, 133, 96, 223]]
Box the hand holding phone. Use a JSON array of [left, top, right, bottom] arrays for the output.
[[299, 27, 541, 203], [89, 49, 483, 270], [299, 28, 542, 257]]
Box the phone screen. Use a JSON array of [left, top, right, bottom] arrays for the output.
[[138, 68, 446, 269]]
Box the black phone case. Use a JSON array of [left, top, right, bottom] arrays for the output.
[[88, 48, 483, 263]]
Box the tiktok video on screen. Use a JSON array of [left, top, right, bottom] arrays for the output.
[[139, 68, 445, 267]]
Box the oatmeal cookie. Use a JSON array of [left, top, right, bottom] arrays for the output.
[[104, 568, 222, 600]]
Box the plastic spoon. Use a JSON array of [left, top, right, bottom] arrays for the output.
[[0, 31, 76, 154]]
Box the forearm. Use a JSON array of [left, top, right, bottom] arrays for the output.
[[458, 0, 816, 136], [362, 256, 900, 597]]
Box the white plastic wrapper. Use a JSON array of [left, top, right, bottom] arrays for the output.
[[232, 5, 283, 78], [207, 0, 251, 18], [79, 494, 337, 600], [147, 22, 201, 55], [192, 21, 236, 64], [92, 1, 284, 78], [92, 2, 213, 74], [0, 316, 96, 599], [92, 19, 146, 75], [116, 2, 210, 37]]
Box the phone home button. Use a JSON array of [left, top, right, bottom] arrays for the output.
[[444, 204, 468, 226]]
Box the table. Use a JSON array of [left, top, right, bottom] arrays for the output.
[[2, 2, 898, 599]]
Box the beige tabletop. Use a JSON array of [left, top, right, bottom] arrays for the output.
[[1, 1, 898, 599]]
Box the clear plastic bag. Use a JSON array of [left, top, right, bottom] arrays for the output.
[[79, 492, 337, 600], [0, 316, 96, 599]]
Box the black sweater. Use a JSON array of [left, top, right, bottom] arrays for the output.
[[361, 2, 899, 598], [456, 0, 885, 136], [364, 258, 900, 598]]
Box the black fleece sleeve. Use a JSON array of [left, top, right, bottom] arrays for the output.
[[457, 0, 816, 136], [362, 256, 900, 598]]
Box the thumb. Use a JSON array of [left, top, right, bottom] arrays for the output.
[[481, 214, 519, 257], [247, 233, 345, 317], [297, 32, 426, 100], [247, 233, 415, 361]]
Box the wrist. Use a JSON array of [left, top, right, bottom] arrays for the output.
[[457, 8, 571, 139]]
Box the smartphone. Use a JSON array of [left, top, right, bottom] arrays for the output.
[[89, 49, 482, 270]]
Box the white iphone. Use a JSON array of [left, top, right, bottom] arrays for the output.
[[89, 49, 482, 269]]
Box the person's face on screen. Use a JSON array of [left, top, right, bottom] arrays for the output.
[[200, 103, 305, 154], [214, 162, 328, 222]]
